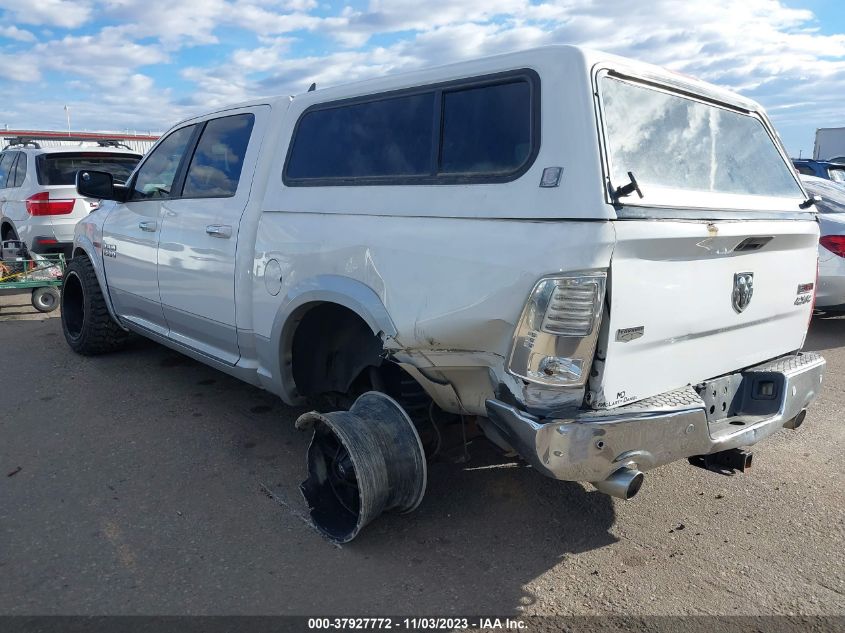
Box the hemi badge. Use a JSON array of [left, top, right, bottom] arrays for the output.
[[797, 282, 814, 294], [616, 326, 644, 342]]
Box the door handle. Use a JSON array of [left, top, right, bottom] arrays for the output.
[[206, 224, 232, 239], [139, 220, 157, 232]]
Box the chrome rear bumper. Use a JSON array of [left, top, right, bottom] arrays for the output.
[[485, 352, 826, 482]]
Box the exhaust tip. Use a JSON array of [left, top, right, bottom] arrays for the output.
[[785, 409, 807, 430], [626, 471, 644, 499], [594, 467, 644, 500]]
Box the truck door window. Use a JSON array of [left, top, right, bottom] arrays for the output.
[[182, 114, 255, 198], [130, 125, 196, 200]]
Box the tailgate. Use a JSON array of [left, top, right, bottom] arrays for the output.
[[591, 219, 819, 409]]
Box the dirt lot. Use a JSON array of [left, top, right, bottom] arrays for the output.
[[1, 290, 843, 617]]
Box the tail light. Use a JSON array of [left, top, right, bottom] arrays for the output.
[[820, 235, 845, 258], [26, 192, 75, 216], [508, 271, 607, 386]]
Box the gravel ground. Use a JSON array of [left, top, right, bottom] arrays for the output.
[[0, 290, 843, 617]]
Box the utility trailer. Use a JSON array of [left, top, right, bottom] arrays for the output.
[[0, 240, 64, 313]]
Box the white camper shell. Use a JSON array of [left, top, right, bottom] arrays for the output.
[[63, 46, 825, 542]]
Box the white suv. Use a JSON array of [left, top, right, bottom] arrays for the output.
[[0, 140, 141, 258]]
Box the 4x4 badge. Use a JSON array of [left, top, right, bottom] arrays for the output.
[[732, 272, 754, 313]]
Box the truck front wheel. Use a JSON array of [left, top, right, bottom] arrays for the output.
[[61, 257, 129, 355]]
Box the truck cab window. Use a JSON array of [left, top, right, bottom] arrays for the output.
[[182, 114, 255, 198], [130, 125, 196, 200]]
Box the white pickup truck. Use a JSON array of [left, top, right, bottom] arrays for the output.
[[62, 45, 826, 543]]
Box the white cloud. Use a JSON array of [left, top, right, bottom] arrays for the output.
[[0, 0, 92, 29], [0, 53, 41, 82], [99, 0, 229, 46], [0, 25, 37, 42], [33, 26, 169, 84]]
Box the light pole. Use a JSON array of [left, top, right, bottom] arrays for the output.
[[64, 105, 70, 136]]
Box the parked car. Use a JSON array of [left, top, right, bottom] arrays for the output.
[[801, 175, 845, 313], [792, 158, 845, 184], [61, 45, 825, 543], [0, 139, 141, 258]]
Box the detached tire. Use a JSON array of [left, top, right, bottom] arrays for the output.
[[32, 287, 60, 313], [61, 257, 128, 355]]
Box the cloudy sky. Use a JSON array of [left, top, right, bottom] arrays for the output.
[[0, 0, 842, 156]]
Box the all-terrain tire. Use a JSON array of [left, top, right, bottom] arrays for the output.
[[61, 256, 129, 354]]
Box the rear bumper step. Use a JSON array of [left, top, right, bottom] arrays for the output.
[[485, 352, 825, 483]]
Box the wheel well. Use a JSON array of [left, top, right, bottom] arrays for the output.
[[72, 247, 87, 260], [289, 302, 384, 398]]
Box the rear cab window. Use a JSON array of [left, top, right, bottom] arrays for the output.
[[37, 153, 141, 186], [597, 73, 805, 213]]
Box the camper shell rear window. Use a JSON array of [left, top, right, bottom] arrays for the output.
[[599, 74, 804, 207], [283, 69, 540, 186]]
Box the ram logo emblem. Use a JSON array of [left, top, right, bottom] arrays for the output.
[[732, 272, 754, 313]]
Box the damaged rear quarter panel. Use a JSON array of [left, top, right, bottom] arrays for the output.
[[253, 212, 616, 400]]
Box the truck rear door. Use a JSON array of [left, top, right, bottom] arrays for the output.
[[156, 106, 267, 365]]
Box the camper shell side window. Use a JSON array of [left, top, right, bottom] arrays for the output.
[[283, 69, 540, 186]]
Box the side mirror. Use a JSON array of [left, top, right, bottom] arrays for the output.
[[76, 170, 126, 202]]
